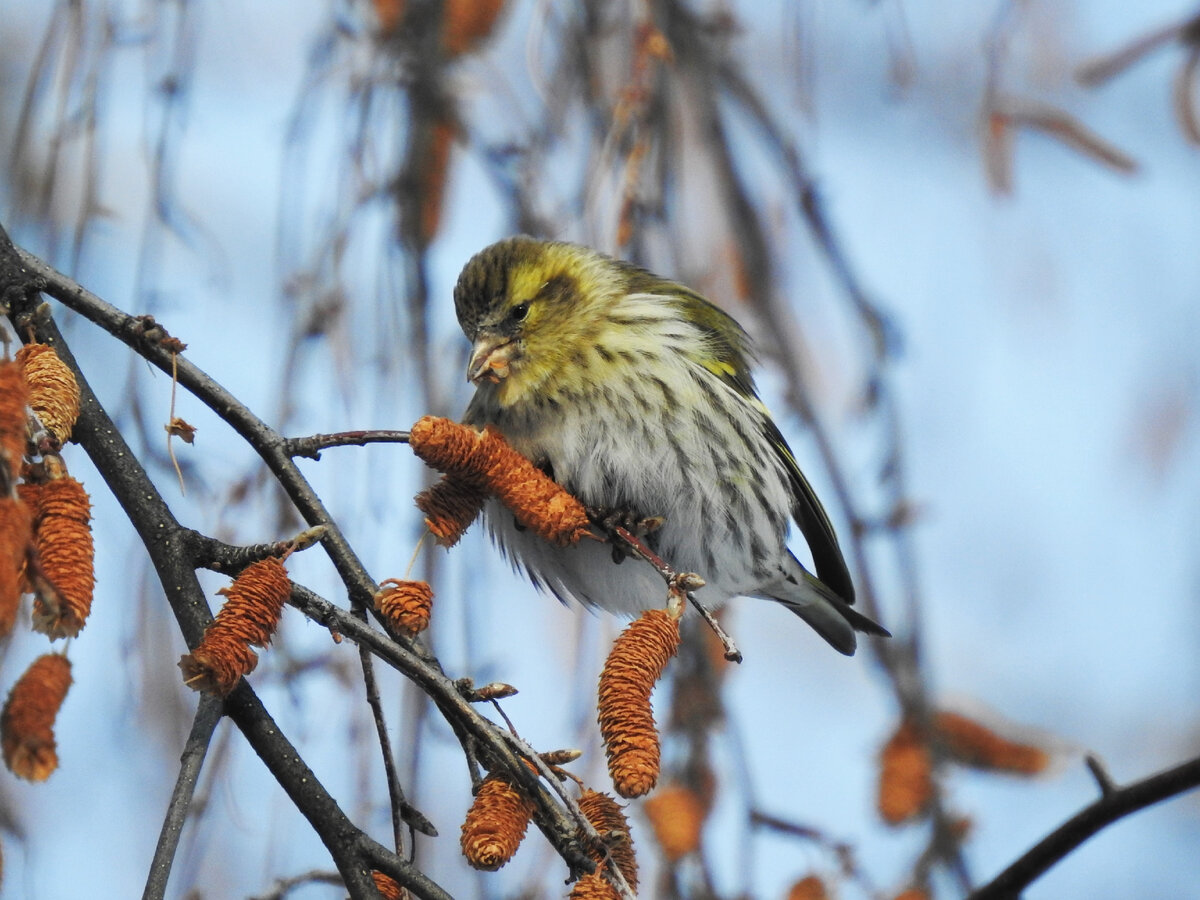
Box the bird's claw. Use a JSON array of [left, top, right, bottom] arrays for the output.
[[585, 506, 665, 564]]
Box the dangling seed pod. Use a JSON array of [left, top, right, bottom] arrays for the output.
[[0, 497, 33, 638], [415, 475, 489, 546], [877, 720, 932, 825], [785, 875, 832, 900], [0, 360, 29, 481], [1, 654, 72, 781], [20, 475, 95, 640], [934, 711, 1049, 775], [643, 782, 706, 862], [460, 772, 536, 870], [179, 557, 290, 696], [16, 344, 80, 447], [374, 578, 434, 635], [568, 871, 618, 900], [371, 872, 405, 899], [597, 608, 681, 798]]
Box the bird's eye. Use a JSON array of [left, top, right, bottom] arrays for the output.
[[510, 301, 530, 322]]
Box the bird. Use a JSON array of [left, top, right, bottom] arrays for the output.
[[453, 236, 888, 655]]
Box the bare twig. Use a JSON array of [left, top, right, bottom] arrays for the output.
[[606, 522, 742, 662], [284, 429, 413, 459], [1085, 753, 1118, 797], [1076, 15, 1198, 86], [143, 694, 223, 900], [969, 753, 1200, 900], [359, 645, 411, 856], [249, 869, 345, 900]]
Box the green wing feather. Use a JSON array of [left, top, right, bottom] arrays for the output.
[[627, 270, 857, 604]]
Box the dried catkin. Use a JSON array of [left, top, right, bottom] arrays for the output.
[[374, 578, 433, 635], [178, 557, 290, 696], [21, 476, 95, 640], [934, 711, 1049, 775], [643, 782, 706, 862], [460, 773, 536, 870], [577, 789, 638, 891], [568, 871, 618, 900], [877, 720, 931, 825], [0, 360, 28, 480], [415, 475, 489, 546], [16, 344, 79, 446], [408, 416, 590, 546], [0, 497, 32, 638], [371, 872, 405, 899], [1, 654, 72, 781], [597, 608, 681, 798]]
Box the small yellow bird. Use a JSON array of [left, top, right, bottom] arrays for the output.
[[453, 237, 888, 654]]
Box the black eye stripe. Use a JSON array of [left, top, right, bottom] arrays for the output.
[[535, 273, 575, 303]]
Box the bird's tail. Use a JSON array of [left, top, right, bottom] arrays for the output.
[[762, 560, 889, 656]]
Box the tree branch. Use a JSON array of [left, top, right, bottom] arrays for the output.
[[969, 753, 1200, 899], [143, 693, 223, 900], [3, 226, 618, 895], [0, 222, 446, 899]]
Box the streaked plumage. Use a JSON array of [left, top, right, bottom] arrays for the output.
[[454, 236, 888, 654]]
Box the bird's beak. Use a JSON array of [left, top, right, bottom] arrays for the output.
[[467, 333, 516, 384]]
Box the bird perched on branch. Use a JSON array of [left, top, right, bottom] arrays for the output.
[[453, 237, 888, 655]]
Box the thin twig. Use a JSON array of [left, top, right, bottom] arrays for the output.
[[1085, 753, 1117, 797], [142, 694, 223, 900], [359, 646, 410, 856], [286, 583, 594, 872], [608, 524, 742, 662], [969, 753, 1200, 900], [1076, 17, 1195, 86], [750, 809, 872, 890], [165, 351, 186, 494], [284, 429, 413, 459], [249, 869, 344, 900]]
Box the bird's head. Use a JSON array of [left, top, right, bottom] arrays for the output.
[[453, 237, 620, 407]]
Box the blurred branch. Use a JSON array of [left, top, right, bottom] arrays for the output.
[[749, 809, 873, 891], [982, 0, 1138, 194], [249, 870, 345, 900], [1075, 10, 1200, 148], [652, 0, 969, 889], [1076, 12, 1200, 86], [970, 753, 1200, 900]]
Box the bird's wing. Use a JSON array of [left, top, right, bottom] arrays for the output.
[[760, 416, 856, 604], [638, 279, 857, 605]]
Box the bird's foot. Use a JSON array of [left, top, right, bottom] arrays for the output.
[[585, 505, 665, 564]]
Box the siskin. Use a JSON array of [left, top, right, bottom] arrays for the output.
[[454, 237, 888, 655]]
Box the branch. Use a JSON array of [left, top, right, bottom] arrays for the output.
[[287, 584, 596, 874], [143, 694, 223, 900], [284, 430, 413, 460], [0, 223, 447, 900], [969, 753, 1200, 899], [8, 233, 633, 891]]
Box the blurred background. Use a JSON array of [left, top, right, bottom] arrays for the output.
[[1, 1, 1199, 898]]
